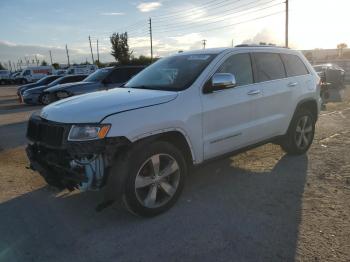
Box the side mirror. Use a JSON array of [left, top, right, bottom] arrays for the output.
[[203, 73, 237, 94]]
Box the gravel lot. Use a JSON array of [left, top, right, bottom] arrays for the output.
[[0, 85, 349, 262]]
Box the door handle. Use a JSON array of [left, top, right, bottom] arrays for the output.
[[247, 90, 261, 95], [288, 82, 298, 87]]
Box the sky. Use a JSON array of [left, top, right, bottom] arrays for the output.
[[0, 0, 349, 66]]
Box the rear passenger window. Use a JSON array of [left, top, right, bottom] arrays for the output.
[[217, 53, 253, 86], [253, 53, 286, 82], [281, 54, 309, 77]]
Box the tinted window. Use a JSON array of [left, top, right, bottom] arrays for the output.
[[281, 54, 309, 77], [253, 53, 286, 82], [84, 68, 112, 82], [37, 75, 60, 85], [217, 53, 253, 86], [108, 68, 132, 83]]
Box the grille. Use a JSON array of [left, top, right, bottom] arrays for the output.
[[27, 116, 66, 147]]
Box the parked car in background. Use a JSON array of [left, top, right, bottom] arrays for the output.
[[22, 74, 88, 105], [0, 70, 11, 85], [66, 65, 98, 75], [17, 75, 61, 98], [10, 71, 22, 84], [313, 63, 345, 104], [54, 69, 67, 75], [44, 66, 145, 102], [17, 66, 54, 84], [26, 46, 321, 216]]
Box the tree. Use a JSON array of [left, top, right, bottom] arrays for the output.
[[41, 60, 48, 66], [110, 32, 132, 64], [337, 43, 348, 57], [129, 55, 157, 65], [0, 62, 5, 70], [52, 63, 60, 69]]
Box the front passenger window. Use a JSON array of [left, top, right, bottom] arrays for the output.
[[217, 53, 253, 86]]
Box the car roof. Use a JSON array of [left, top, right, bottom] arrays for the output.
[[173, 46, 297, 56]]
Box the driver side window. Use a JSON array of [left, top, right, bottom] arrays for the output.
[[217, 53, 253, 86]]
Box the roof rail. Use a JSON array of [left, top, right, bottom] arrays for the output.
[[235, 44, 288, 48]]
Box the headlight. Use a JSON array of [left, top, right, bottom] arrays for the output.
[[68, 124, 111, 141]]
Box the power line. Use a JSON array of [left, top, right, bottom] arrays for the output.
[[153, 0, 283, 30], [154, 2, 284, 34], [153, 0, 235, 20], [157, 10, 284, 36]]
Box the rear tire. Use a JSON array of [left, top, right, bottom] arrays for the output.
[[280, 109, 315, 155], [21, 79, 27, 84], [0, 80, 5, 85], [121, 141, 187, 217]]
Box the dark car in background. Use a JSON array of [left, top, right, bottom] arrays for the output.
[[44, 66, 145, 103], [17, 75, 61, 98], [313, 63, 346, 104], [22, 74, 88, 105]]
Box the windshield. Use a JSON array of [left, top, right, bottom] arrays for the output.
[[83, 68, 112, 82], [36, 76, 57, 84], [47, 77, 67, 87], [124, 54, 217, 91]]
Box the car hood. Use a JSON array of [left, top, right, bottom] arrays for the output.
[[45, 81, 94, 92], [18, 83, 38, 92], [40, 88, 178, 123]]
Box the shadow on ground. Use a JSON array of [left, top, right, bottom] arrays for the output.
[[0, 154, 308, 262], [0, 121, 28, 151]]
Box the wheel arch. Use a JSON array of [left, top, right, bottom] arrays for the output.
[[131, 129, 196, 166], [295, 98, 319, 121]]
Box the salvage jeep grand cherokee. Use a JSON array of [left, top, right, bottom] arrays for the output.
[[26, 46, 321, 216]]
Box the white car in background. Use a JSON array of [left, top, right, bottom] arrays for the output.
[[17, 66, 54, 84], [0, 70, 11, 85], [26, 46, 321, 217], [66, 65, 98, 75]]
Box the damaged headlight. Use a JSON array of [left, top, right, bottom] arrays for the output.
[[68, 124, 111, 141]]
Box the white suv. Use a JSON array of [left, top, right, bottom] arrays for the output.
[[26, 46, 321, 216]]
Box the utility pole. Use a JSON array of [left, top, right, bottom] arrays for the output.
[[35, 55, 39, 66], [202, 39, 207, 49], [285, 0, 289, 48], [149, 18, 153, 62], [96, 39, 100, 64], [8, 61, 12, 72], [89, 36, 95, 64], [65, 44, 70, 66], [231, 39, 234, 48], [49, 50, 53, 65]]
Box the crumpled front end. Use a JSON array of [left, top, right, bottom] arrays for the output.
[[26, 114, 129, 191]]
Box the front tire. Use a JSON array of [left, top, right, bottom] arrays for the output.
[[280, 109, 315, 155], [122, 141, 187, 217], [40, 93, 51, 105]]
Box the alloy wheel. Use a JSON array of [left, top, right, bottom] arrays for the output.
[[295, 115, 313, 150], [135, 154, 180, 208], [41, 94, 50, 105]]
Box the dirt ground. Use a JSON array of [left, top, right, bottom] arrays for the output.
[[0, 85, 349, 262]]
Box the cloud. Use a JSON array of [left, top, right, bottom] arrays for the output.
[[100, 12, 124, 16], [242, 29, 281, 46], [137, 2, 162, 12]]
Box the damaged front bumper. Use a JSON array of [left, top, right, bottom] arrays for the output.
[[26, 115, 130, 191]]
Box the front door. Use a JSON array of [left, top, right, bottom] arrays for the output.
[[201, 53, 260, 160]]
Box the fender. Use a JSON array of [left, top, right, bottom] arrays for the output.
[[130, 127, 197, 164]]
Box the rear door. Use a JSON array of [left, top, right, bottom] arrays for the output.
[[250, 52, 291, 140], [201, 52, 259, 160]]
